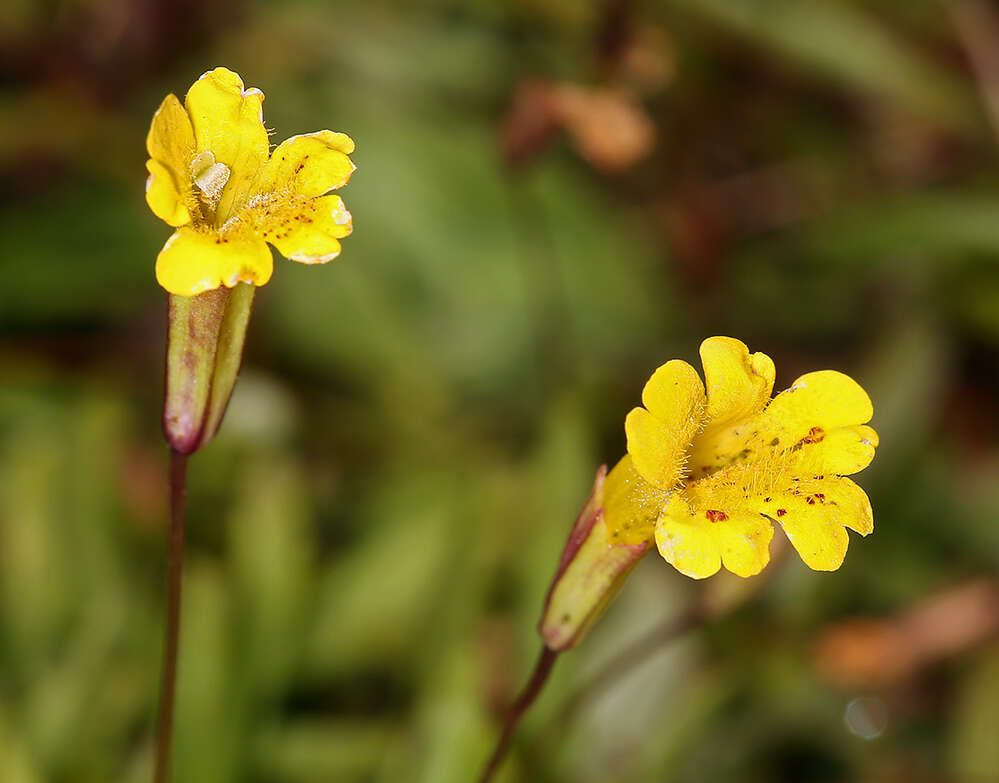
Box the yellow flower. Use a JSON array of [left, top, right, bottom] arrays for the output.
[[145, 67, 355, 296], [604, 337, 878, 579]]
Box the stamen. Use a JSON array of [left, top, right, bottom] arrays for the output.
[[190, 151, 231, 214]]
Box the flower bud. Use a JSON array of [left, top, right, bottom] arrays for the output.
[[539, 465, 651, 651], [163, 283, 254, 453]]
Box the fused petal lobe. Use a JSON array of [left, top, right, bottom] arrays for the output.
[[655, 501, 723, 579], [789, 424, 879, 476], [146, 159, 191, 227], [184, 67, 269, 222], [145, 93, 195, 226], [763, 370, 876, 477], [262, 131, 356, 198], [699, 336, 776, 428], [752, 475, 873, 571], [247, 193, 353, 264], [766, 370, 874, 433], [626, 360, 705, 489], [156, 227, 273, 296], [655, 486, 773, 579]]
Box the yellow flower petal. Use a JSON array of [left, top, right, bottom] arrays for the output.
[[687, 338, 776, 477], [789, 424, 879, 476], [763, 370, 876, 477], [625, 360, 705, 489], [655, 502, 721, 579], [753, 475, 873, 571], [666, 453, 872, 574], [261, 131, 356, 198], [251, 194, 353, 264], [155, 227, 273, 296], [184, 68, 269, 222], [602, 455, 668, 545], [714, 512, 773, 577], [699, 336, 775, 428], [767, 370, 873, 431], [690, 368, 877, 480], [655, 488, 773, 579], [146, 159, 191, 227], [145, 94, 194, 226]]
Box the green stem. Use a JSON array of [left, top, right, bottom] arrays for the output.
[[153, 449, 189, 783], [479, 645, 559, 783]]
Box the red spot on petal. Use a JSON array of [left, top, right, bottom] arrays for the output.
[[777, 509, 787, 517], [802, 426, 825, 444], [706, 509, 728, 522]]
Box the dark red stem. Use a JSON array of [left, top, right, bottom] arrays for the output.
[[153, 449, 188, 783], [479, 645, 559, 783]]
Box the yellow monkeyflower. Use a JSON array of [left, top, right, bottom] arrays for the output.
[[604, 337, 878, 579], [146, 67, 355, 295]]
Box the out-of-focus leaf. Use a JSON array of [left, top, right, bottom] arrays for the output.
[[739, 192, 999, 271], [172, 564, 239, 783], [229, 454, 315, 701], [0, 183, 158, 323], [667, 0, 982, 133], [254, 718, 396, 783], [949, 649, 999, 779], [0, 712, 43, 783], [411, 645, 494, 783], [860, 312, 951, 475], [305, 470, 457, 674]]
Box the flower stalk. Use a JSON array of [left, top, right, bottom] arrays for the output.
[[146, 67, 356, 783], [478, 646, 558, 783], [153, 449, 188, 783], [481, 466, 651, 782]]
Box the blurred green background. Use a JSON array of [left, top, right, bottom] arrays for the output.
[[3, 0, 999, 781]]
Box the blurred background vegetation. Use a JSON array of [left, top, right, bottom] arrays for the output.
[[3, 0, 999, 781]]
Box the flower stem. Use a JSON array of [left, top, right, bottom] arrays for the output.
[[479, 645, 559, 783], [153, 449, 189, 783]]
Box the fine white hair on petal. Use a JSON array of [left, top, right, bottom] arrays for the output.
[[162, 231, 182, 250]]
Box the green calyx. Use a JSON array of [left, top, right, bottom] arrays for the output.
[[163, 283, 255, 454]]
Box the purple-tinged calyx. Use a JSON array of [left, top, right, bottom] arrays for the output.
[[539, 465, 651, 651], [163, 283, 254, 453]]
